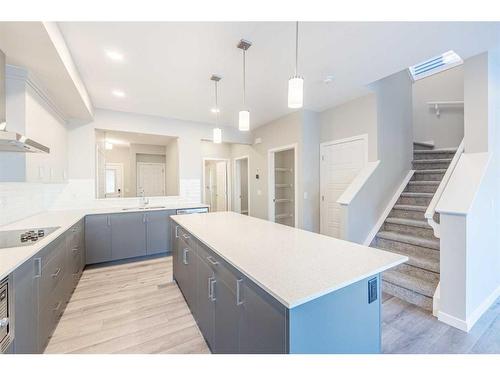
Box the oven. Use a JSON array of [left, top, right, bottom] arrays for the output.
[[0, 276, 12, 353]]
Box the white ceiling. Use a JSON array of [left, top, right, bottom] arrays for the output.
[[59, 22, 500, 129]]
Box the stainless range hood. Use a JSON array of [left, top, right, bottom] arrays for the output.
[[0, 49, 50, 154]]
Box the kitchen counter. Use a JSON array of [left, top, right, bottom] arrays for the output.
[[0, 202, 208, 280], [171, 211, 407, 308]]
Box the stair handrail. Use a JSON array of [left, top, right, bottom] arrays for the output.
[[425, 139, 465, 238]]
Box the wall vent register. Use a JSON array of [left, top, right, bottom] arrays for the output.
[[408, 50, 463, 81]]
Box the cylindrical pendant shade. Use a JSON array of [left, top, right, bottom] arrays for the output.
[[238, 110, 250, 131], [288, 76, 303, 109], [213, 128, 222, 144]]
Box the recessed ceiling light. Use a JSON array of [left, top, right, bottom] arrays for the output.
[[112, 90, 125, 98], [210, 107, 220, 113], [106, 50, 124, 61]]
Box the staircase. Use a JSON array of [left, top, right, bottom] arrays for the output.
[[371, 142, 457, 310]]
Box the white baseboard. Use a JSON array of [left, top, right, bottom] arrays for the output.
[[438, 284, 500, 332], [363, 170, 415, 246]]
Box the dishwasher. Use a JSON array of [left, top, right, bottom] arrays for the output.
[[175, 207, 209, 215]]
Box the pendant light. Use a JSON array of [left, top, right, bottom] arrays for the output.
[[211, 75, 222, 144], [288, 21, 304, 109], [237, 39, 252, 131]]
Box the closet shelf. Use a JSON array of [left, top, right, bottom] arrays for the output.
[[275, 213, 293, 219], [274, 199, 293, 203], [275, 184, 293, 188], [275, 167, 293, 172]]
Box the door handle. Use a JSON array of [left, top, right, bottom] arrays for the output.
[[236, 278, 244, 306], [183, 248, 189, 265]]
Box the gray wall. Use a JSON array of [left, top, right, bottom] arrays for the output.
[[341, 70, 413, 243], [413, 65, 464, 148], [320, 94, 378, 161]]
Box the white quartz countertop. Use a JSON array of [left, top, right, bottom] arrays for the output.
[[0, 202, 208, 280], [171, 212, 407, 308]]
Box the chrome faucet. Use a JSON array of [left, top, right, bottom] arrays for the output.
[[139, 188, 149, 207]]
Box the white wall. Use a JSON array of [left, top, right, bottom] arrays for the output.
[[67, 108, 252, 203], [412, 65, 464, 148], [437, 49, 500, 331]]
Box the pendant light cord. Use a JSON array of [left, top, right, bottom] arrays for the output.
[[295, 21, 299, 76], [214, 80, 219, 126], [243, 49, 246, 106]]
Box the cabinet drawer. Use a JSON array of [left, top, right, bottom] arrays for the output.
[[177, 225, 197, 249], [68, 221, 84, 250], [37, 234, 66, 269], [38, 278, 67, 351], [39, 244, 66, 301], [197, 243, 241, 294]]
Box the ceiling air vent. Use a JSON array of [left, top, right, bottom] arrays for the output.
[[408, 50, 463, 81]]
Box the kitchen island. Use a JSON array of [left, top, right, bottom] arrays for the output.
[[171, 211, 407, 354]]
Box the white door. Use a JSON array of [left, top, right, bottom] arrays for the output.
[[320, 136, 367, 238], [234, 160, 242, 213], [215, 161, 227, 211], [105, 163, 124, 198], [137, 162, 166, 197]]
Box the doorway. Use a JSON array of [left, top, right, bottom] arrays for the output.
[[105, 163, 124, 198], [203, 158, 230, 212], [320, 134, 367, 238], [233, 156, 249, 215], [137, 162, 166, 197], [268, 144, 298, 228]]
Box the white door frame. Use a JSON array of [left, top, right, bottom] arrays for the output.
[[267, 143, 299, 228], [202, 157, 231, 211], [136, 162, 166, 196], [105, 162, 124, 198], [319, 134, 368, 235], [233, 155, 250, 215]]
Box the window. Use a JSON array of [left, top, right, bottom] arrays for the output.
[[408, 50, 463, 81]]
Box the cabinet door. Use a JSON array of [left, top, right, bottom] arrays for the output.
[[213, 277, 240, 353], [196, 255, 215, 349], [85, 215, 112, 265], [12, 257, 40, 354], [239, 280, 287, 354], [146, 210, 174, 255], [111, 212, 147, 261]]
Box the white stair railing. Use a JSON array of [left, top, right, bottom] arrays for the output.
[[425, 139, 465, 238]]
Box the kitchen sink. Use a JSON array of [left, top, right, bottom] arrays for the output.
[[121, 206, 166, 211]]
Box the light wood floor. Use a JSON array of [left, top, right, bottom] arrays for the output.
[[45, 256, 500, 354]]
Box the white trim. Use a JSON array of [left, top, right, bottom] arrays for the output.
[[362, 170, 415, 246], [202, 157, 231, 212], [6, 64, 68, 124], [320, 134, 368, 236], [233, 155, 250, 216], [433, 282, 440, 317], [267, 143, 299, 228], [439, 285, 500, 332]]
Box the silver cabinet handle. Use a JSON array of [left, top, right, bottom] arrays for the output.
[[72, 248, 79, 253], [182, 233, 190, 240], [34, 257, 41, 278], [206, 256, 219, 266], [236, 278, 244, 306], [0, 318, 9, 328], [210, 278, 217, 302], [175, 225, 179, 238], [53, 301, 62, 312], [107, 215, 111, 226], [183, 248, 189, 265], [143, 213, 147, 223], [208, 276, 213, 300], [52, 268, 61, 278]]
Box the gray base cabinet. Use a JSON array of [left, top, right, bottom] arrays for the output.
[[13, 219, 85, 354], [172, 221, 382, 354], [86, 210, 176, 265]]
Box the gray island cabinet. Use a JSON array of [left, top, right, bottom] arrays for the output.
[[171, 212, 406, 354]]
